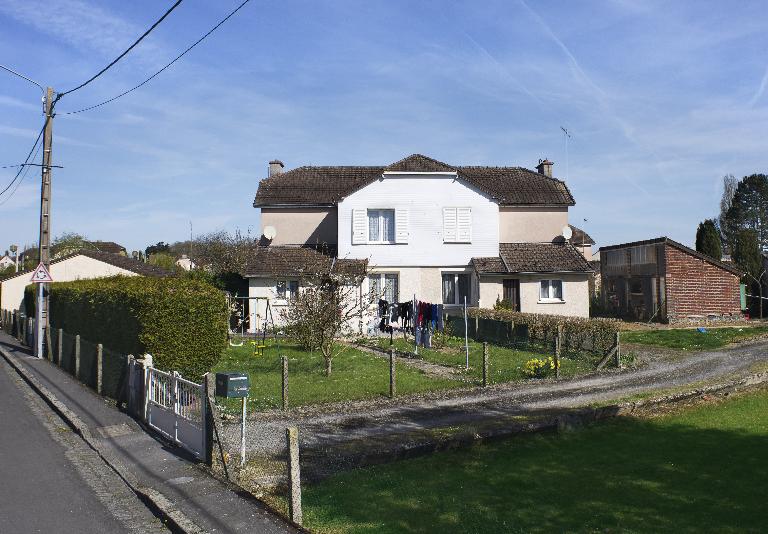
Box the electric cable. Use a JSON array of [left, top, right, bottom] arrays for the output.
[[58, 0, 184, 97], [0, 121, 45, 198], [0, 64, 45, 92], [0, 136, 43, 206], [61, 0, 252, 115]]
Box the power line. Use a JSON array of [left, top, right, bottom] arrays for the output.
[[0, 64, 44, 92], [58, 0, 184, 97], [0, 136, 43, 206], [62, 0, 252, 115], [0, 121, 45, 199]]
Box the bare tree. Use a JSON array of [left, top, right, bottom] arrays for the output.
[[278, 248, 368, 376], [190, 229, 259, 275], [719, 174, 739, 252]]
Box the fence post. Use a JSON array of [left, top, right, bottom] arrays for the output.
[[281, 355, 288, 410], [75, 334, 81, 379], [482, 342, 488, 387], [45, 326, 52, 361], [172, 371, 180, 443], [57, 328, 63, 367], [554, 325, 562, 380], [96, 343, 103, 395], [389, 348, 396, 398], [286, 426, 303, 526], [614, 331, 621, 368], [203, 373, 214, 466]]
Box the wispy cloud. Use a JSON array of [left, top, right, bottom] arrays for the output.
[[749, 64, 768, 107]]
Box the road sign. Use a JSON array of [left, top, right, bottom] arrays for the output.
[[30, 262, 53, 283]]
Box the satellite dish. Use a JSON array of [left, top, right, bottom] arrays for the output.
[[263, 226, 277, 240], [562, 225, 573, 240]]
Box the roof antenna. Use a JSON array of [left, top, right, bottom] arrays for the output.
[[560, 126, 571, 182]]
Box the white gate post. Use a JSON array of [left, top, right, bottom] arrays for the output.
[[173, 371, 180, 444]]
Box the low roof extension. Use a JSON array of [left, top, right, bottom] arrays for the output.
[[472, 242, 593, 274]]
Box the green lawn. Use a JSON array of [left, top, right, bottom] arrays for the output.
[[622, 326, 768, 351], [361, 335, 595, 384], [213, 340, 462, 411], [300, 387, 768, 533]]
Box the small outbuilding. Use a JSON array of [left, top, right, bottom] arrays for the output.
[[600, 237, 743, 323]]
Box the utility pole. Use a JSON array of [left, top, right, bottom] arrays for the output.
[[560, 126, 571, 183], [34, 87, 54, 359]]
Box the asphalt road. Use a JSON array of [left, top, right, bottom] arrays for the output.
[[0, 357, 169, 534]]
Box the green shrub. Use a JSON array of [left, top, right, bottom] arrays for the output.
[[26, 276, 227, 378]]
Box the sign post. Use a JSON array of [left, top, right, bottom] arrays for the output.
[[30, 262, 53, 358]]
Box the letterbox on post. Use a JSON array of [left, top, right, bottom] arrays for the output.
[[215, 372, 250, 398]]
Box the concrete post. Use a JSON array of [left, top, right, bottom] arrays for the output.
[[45, 326, 52, 361], [614, 331, 621, 368], [96, 343, 103, 395], [74, 334, 81, 379], [281, 355, 288, 410], [389, 348, 396, 398], [482, 342, 488, 387], [554, 325, 562, 380], [57, 328, 63, 367], [286, 427, 303, 526]]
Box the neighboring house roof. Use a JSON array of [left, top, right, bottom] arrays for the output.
[[599, 237, 743, 276], [254, 154, 575, 208], [90, 241, 127, 255], [244, 245, 368, 278], [472, 242, 593, 274], [0, 249, 173, 282], [568, 225, 595, 246]]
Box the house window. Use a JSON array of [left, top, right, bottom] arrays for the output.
[[368, 209, 395, 243], [443, 207, 472, 243], [369, 273, 399, 303], [442, 273, 470, 305], [539, 279, 564, 301], [276, 280, 299, 300]]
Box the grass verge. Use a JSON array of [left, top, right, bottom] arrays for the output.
[[300, 386, 768, 533], [622, 325, 768, 351]]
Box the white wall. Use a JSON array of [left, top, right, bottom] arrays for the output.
[[478, 273, 590, 317], [0, 254, 140, 312], [337, 174, 500, 266]]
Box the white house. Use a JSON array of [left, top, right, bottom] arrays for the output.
[[0, 249, 172, 313], [247, 154, 593, 331], [0, 254, 16, 271]]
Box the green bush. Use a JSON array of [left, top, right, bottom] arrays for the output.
[[466, 308, 620, 356], [26, 276, 228, 378]]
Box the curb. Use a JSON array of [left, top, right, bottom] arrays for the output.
[[0, 345, 206, 534]]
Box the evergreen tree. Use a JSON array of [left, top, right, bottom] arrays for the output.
[[732, 229, 765, 317], [695, 219, 722, 260], [722, 174, 768, 252]]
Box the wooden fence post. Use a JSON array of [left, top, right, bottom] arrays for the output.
[[96, 343, 103, 395], [389, 348, 396, 398], [554, 325, 562, 380], [482, 342, 489, 387], [614, 331, 621, 368], [286, 427, 303, 526], [45, 326, 53, 361], [281, 355, 288, 410], [57, 328, 63, 367], [74, 334, 81, 379]]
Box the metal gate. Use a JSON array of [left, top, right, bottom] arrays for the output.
[[145, 367, 207, 459]]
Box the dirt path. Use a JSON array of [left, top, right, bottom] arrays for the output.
[[351, 342, 468, 381], [222, 340, 768, 484]]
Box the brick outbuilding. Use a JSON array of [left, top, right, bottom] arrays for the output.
[[599, 237, 743, 323]]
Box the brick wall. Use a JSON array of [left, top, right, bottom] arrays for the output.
[[664, 244, 741, 321]]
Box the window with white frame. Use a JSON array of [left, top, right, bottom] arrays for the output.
[[442, 273, 471, 305], [539, 279, 564, 301], [367, 209, 395, 243], [369, 273, 399, 303], [276, 280, 299, 300], [443, 207, 472, 243]]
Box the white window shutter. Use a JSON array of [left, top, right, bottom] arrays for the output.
[[395, 208, 409, 243], [352, 209, 367, 244], [443, 207, 457, 242], [457, 207, 472, 242]]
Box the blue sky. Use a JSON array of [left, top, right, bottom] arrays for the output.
[[1, 0, 767, 254]]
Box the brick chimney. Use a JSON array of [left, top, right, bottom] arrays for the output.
[[536, 158, 553, 178], [269, 160, 284, 177]]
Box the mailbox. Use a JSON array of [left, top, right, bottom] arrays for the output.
[[215, 372, 250, 398]]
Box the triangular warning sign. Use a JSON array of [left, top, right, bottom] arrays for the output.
[[30, 262, 53, 283]]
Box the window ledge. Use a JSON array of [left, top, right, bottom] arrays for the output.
[[538, 299, 566, 304]]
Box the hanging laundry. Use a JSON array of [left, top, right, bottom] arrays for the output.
[[436, 304, 444, 332]]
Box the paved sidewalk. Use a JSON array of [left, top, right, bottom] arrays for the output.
[[0, 332, 298, 534]]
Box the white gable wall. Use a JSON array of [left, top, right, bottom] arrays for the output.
[[1, 254, 140, 312], [338, 174, 499, 267]]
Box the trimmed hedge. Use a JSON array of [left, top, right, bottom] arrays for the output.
[[26, 276, 228, 378], [455, 308, 620, 356]]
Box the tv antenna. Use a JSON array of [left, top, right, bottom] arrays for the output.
[[560, 126, 571, 182]]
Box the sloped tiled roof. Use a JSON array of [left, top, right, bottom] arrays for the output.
[[568, 225, 595, 246], [254, 154, 575, 207], [472, 243, 593, 274], [0, 249, 173, 282], [244, 245, 368, 278], [90, 241, 127, 255]]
